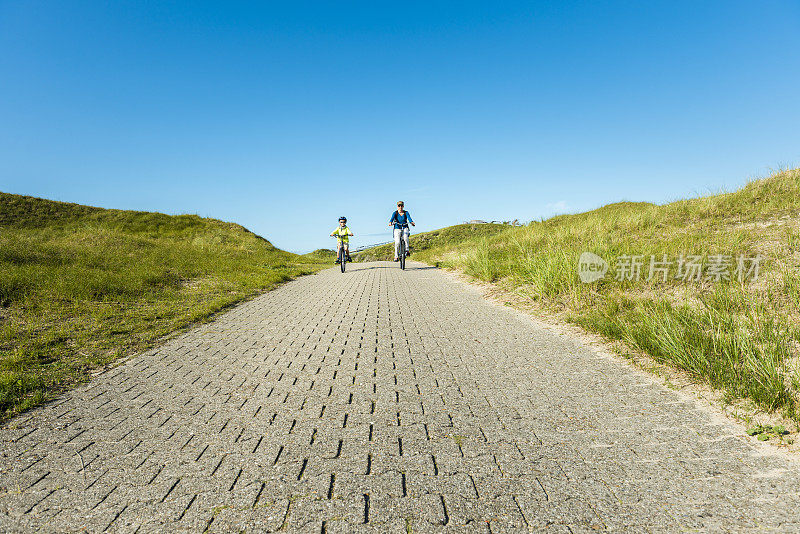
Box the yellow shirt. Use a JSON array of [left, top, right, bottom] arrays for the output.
[[332, 226, 351, 242]]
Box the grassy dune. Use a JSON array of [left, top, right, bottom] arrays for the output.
[[300, 248, 338, 262], [0, 193, 327, 419], [394, 169, 800, 422], [354, 223, 508, 262]]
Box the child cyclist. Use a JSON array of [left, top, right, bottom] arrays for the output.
[[330, 216, 354, 263]]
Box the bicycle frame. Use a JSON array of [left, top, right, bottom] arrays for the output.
[[333, 233, 348, 273], [395, 226, 410, 270]]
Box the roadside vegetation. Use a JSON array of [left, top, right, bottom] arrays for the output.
[[354, 223, 508, 262], [300, 248, 338, 262], [0, 193, 328, 419], [366, 169, 800, 425]]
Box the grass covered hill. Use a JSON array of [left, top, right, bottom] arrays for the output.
[[300, 248, 338, 262], [362, 169, 800, 427], [354, 223, 508, 262], [0, 192, 328, 419]]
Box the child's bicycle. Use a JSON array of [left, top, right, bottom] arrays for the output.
[[332, 234, 349, 273]]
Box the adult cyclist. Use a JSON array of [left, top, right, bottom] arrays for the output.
[[389, 201, 415, 262]]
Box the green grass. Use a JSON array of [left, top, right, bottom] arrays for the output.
[[299, 248, 338, 262], [354, 223, 509, 262], [360, 168, 800, 421], [0, 192, 329, 420]]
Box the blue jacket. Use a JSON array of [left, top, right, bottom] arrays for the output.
[[390, 210, 413, 229]]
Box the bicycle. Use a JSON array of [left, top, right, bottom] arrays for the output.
[[396, 226, 410, 270], [332, 234, 349, 273]]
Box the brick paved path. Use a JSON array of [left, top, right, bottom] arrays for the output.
[[2, 261, 800, 533]]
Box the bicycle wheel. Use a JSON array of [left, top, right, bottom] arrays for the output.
[[340, 248, 346, 273], [399, 239, 406, 270]]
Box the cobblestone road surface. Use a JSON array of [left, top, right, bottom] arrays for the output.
[[2, 261, 800, 533]]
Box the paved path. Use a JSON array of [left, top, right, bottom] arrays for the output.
[[2, 261, 800, 533]]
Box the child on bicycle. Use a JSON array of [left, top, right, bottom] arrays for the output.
[[330, 216, 354, 263]]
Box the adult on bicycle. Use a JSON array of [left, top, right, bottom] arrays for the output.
[[389, 201, 415, 262], [330, 216, 354, 263]]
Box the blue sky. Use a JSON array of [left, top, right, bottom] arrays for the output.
[[1, 1, 798, 253]]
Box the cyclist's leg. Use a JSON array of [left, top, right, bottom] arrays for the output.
[[393, 228, 401, 260], [335, 241, 342, 263], [344, 242, 351, 260], [403, 228, 410, 255]]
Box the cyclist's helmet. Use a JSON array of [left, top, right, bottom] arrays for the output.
[[339, 216, 347, 223]]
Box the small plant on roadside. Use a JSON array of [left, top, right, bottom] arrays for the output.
[[746, 424, 790, 441]]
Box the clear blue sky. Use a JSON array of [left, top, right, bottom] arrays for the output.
[[1, 2, 798, 253]]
